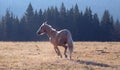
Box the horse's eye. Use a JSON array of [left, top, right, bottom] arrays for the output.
[[40, 27, 43, 30], [44, 29, 46, 32]]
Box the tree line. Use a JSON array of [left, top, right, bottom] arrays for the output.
[[0, 3, 120, 41]]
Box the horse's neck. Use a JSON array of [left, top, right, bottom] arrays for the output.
[[46, 28, 57, 39]]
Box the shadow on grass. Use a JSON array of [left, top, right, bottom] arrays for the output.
[[71, 59, 111, 67]]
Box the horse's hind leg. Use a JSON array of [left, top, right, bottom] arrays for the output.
[[63, 46, 67, 58]]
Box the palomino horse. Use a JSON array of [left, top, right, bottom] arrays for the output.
[[36, 22, 73, 59]]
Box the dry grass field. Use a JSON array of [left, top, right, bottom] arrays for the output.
[[0, 42, 120, 70]]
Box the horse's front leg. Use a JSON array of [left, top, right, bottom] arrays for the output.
[[54, 46, 62, 58], [54, 47, 59, 56]]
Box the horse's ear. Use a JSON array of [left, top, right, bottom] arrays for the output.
[[44, 21, 47, 25], [42, 22, 45, 26], [42, 21, 47, 25]]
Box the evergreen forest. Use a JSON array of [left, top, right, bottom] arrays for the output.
[[0, 3, 120, 41]]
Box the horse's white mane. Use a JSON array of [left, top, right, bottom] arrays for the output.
[[44, 22, 56, 31]]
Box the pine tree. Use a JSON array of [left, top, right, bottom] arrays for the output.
[[3, 9, 13, 40], [25, 3, 34, 24], [0, 20, 2, 39], [59, 3, 67, 29], [60, 3, 66, 17], [12, 16, 19, 40], [73, 4, 81, 40], [114, 19, 120, 41], [115, 19, 120, 32], [92, 13, 100, 40], [74, 4, 80, 20], [38, 9, 43, 23], [82, 7, 93, 40], [19, 16, 26, 41], [101, 10, 114, 41], [24, 3, 35, 40]]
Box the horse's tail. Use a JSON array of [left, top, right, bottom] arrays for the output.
[[67, 30, 73, 59]]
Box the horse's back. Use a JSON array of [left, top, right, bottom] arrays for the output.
[[56, 29, 72, 46], [59, 29, 71, 35], [57, 29, 71, 38]]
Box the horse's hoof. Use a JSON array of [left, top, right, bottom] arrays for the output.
[[69, 56, 72, 60], [60, 55, 62, 58], [65, 55, 67, 58]]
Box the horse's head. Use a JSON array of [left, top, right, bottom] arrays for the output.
[[36, 22, 48, 35]]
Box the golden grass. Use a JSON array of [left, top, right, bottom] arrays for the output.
[[0, 42, 120, 70]]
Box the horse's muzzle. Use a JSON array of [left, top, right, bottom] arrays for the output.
[[36, 31, 40, 35], [36, 31, 44, 35]]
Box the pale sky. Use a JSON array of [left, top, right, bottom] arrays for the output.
[[0, 0, 120, 20]]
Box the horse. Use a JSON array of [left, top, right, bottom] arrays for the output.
[[36, 22, 73, 59]]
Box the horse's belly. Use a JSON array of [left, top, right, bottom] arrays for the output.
[[57, 37, 67, 46]]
